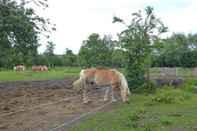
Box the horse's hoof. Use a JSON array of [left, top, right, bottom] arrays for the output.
[[112, 99, 117, 102], [125, 101, 130, 104], [123, 100, 130, 104], [83, 100, 91, 104], [104, 98, 108, 102]]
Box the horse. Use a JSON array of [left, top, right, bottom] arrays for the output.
[[32, 65, 41, 71], [14, 65, 25, 71], [41, 65, 48, 71], [32, 65, 48, 71], [72, 68, 131, 104]]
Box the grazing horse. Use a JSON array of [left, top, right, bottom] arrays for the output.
[[32, 65, 48, 71], [72, 68, 131, 104], [41, 65, 48, 71], [14, 65, 25, 71]]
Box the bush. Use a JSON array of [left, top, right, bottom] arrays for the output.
[[182, 79, 197, 93], [160, 116, 173, 126], [132, 81, 157, 94], [151, 88, 192, 104], [126, 108, 146, 128]]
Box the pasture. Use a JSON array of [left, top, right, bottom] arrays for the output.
[[70, 85, 197, 131], [2, 1, 197, 130], [0, 67, 196, 82], [0, 67, 80, 81], [0, 67, 197, 131]]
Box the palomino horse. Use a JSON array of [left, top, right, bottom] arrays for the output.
[[14, 65, 25, 71], [73, 68, 130, 104], [32, 65, 48, 71]]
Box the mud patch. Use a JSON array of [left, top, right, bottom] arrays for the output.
[[0, 78, 114, 131]]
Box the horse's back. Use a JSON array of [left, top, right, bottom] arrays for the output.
[[94, 68, 119, 85]]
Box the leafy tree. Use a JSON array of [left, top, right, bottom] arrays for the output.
[[0, 0, 54, 68], [33, 54, 48, 65], [64, 48, 77, 66], [113, 6, 167, 90], [44, 41, 55, 56], [152, 33, 197, 67], [111, 49, 127, 67], [44, 41, 55, 67], [78, 33, 114, 67], [51, 55, 64, 66]]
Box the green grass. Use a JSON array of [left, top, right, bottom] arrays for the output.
[[0, 67, 195, 82], [69, 81, 197, 131], [0, 67, 81, 81], [1, 67, 197, 130]]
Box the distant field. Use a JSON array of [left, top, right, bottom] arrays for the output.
[[0, 67, 81, 81], [0, 67, 195, 81], [70, 80, 197, 131]]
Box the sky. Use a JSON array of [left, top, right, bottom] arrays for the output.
[[35, 0, 197, 54]]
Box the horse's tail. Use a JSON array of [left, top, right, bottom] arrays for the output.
[[119, 72, 131, 95], [113, 70, 131, 96]]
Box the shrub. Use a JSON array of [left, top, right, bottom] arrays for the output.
[[132, 81, 156, 94], [151, 88, 192, 104], [160, 116, 173, 126], [182, 79, 197, 93], [126, 108, 146, 128]]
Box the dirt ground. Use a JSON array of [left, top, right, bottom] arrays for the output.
[[0, 78, 112, 131]]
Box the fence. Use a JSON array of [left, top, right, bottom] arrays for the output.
[[150, 67, 197, 79]]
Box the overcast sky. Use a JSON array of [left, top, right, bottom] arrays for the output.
[[36, 0, 197, 54]]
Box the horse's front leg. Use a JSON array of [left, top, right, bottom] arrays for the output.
[[104, 87, 110, 101], [82, 88, 89, 104], [82, 79, 90, 104]]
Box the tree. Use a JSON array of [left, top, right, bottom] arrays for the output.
[[111, 49, 127, 67], [44, 41, 55, 56], [152, 33, 197, 67], [44, 41, 55, 67], [113, 6, 167, 90], [64, 48, 77, 66], [0, 0, 54, 68], [78, 33, 114, 67]]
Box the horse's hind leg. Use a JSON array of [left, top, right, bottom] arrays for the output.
[[104, 87, 110, 101], [111, 87, 117, 102]]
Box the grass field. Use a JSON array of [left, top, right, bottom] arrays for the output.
[[69, 80, 197, 131], [0, 67, 195, 82], [0, 67, 81, 81], [1, 67, 197, 130]]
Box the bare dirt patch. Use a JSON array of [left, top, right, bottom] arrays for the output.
[[0, 78, 112, 131]]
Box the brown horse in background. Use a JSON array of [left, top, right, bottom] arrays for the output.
[[32, 65, 48, 71], [14, 65, 25, 71], [73, 68, 130, 104]]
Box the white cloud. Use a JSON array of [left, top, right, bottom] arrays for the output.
[[35, 0, 197, 54], [159, 0, 197, 35]]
